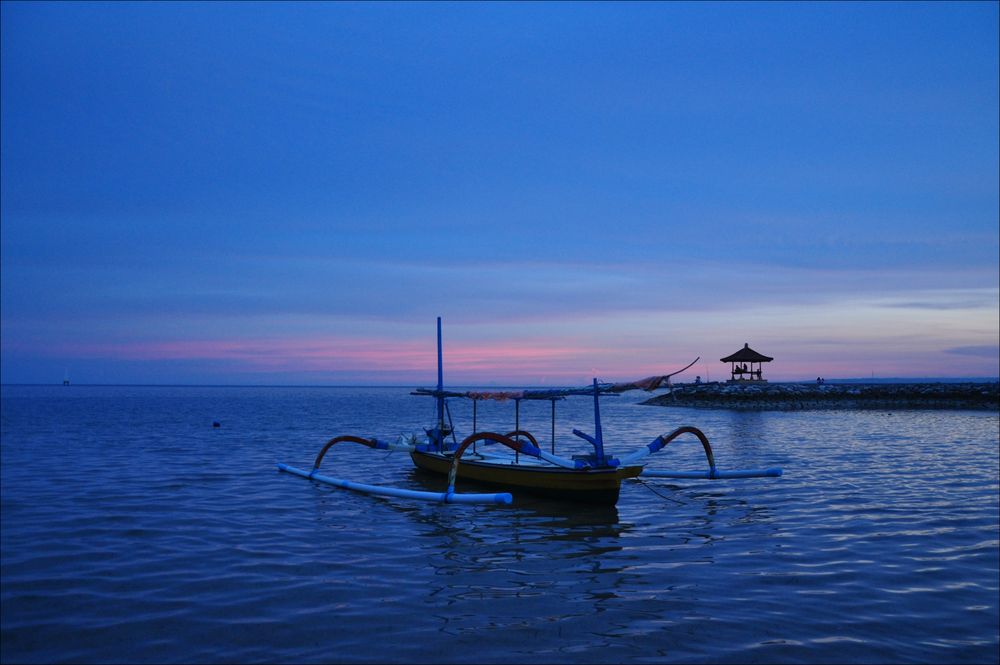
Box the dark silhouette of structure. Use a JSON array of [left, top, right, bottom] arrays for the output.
[[721, 343, 773, 383]]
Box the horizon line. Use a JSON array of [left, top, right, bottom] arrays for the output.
[[4, 376, 999, 389]]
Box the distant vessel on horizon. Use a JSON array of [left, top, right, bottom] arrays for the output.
[[63, 369, 70, 386]]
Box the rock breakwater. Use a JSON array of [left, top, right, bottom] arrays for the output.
[[642, 382, 999, 411]]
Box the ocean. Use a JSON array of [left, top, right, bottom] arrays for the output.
[[1, 385, 997, 663]]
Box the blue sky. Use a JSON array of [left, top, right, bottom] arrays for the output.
[[2, 1, 998, 385]]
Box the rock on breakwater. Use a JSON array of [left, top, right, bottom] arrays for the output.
[[642, 382, 1000, 411]]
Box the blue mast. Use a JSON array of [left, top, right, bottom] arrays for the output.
[[436, 316, 444, 451], [591, 377, 606, 466], [569, 378, 613, 467]]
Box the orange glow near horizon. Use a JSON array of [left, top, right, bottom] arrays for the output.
[[49, 336, 612, 381]]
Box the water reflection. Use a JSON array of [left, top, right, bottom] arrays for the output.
[[284, 405, 998, 665], [404, 467, 626, 523], [4, 386, 997, 664], [726, 410, 769, 460]]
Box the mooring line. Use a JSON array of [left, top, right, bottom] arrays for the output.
[[634, 478, 687, 505]]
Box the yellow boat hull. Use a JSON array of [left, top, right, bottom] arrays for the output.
[[410, 450, 642, 504]]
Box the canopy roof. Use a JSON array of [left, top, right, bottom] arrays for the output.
[[720, 343, 773, 363]]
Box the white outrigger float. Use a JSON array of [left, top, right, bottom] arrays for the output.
[[278, 319, 782, 505]]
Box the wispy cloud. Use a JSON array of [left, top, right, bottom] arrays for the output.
[[945, 345, 1000, 359], [2, 1, 997, 384], [41, 335, 607, 382]]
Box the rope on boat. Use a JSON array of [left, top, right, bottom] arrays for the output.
[[632, 477, 687, 505], [641, 467, 783, 479]]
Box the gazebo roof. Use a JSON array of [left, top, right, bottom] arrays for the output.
[[720, 343, 773, 363]]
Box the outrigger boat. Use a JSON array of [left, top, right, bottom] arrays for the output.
[[278, 318, 781, 506]]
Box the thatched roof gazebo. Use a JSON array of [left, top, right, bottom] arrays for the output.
[[720, 343, 773, 383]]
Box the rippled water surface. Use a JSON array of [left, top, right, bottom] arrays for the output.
[[2, 385, 998, 663]]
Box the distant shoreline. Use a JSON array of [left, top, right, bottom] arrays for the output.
[[3, 377, 998, 389], [643, 382, 1000, 411]]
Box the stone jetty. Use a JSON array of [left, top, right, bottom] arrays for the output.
[[642, 382, 999, 411]]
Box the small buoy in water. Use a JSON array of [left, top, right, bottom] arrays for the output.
[[212, 421, 221, 428]]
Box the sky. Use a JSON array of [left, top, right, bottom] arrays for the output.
[[1, 1, 998, 386]]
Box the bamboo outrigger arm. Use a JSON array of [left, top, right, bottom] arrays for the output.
[[276, 463, 513, 504], [618, 426, 783, 479], [504, 430, 539, 447], [277, 432, 513, 505], [312, 435, 416, 470], [619, 426, 716, 468], [444, 431, 598, 493]]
